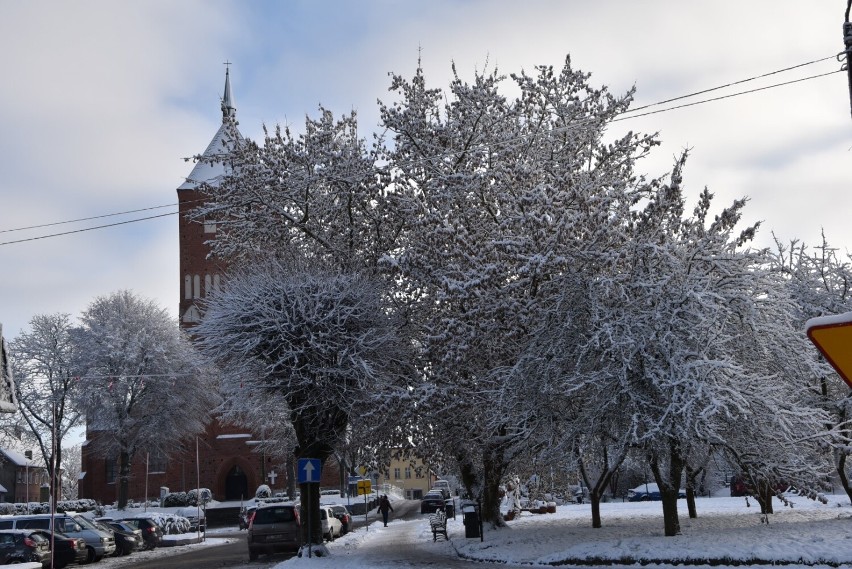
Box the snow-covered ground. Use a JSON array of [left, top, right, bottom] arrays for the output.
[[275, 492, 852, 568], [26, 492, 852, 568]]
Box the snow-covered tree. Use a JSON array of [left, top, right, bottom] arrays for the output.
[[770, 234, 852, 503], [73, 290, 217, 509], [0, 313, 83, 507], [193, 258, 413, 544], [61, 443, 82, 501], [381, 57, 659, 526]]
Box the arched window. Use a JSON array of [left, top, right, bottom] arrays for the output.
[[204, 274, 212, 297], [193, 275, 200, 298], [184, 275, 192, 299]]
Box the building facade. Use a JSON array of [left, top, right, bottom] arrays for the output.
[[380, 454, 439, 500], [0, 448, 48, 504]]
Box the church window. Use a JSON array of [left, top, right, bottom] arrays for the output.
[[204, 220, 216, 233], [148, 451, 167, 474], [105, 456, 117, 484], [213, 274, 221, 294], [184, 275, 191, 299], [193, 275, 200, 298], [204, 275, 212, 297]]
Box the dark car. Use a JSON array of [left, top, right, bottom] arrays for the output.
[[0, 529, 51, 566], [247, 503, 301, 560], [328, 505, 352, 535], [627, 483, 687, 501], [30, 529, 88, 568], [119, 517, 163, 550], [420, 491, 447, 514], [104, 521, 141, 556]]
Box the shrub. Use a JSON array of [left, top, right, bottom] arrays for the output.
[[162, 492, 189, 507]]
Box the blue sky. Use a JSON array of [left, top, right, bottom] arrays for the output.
[[1, 1, 849, 340]]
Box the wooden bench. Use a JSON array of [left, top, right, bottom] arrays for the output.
[[429, 510, 448, 541]]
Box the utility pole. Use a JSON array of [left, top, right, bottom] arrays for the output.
[[844, 1, 852, 117]]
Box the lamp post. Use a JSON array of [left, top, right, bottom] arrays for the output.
[[24, 450, 32, 513]]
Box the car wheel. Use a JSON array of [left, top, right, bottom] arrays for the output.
[[84, 546, 97, 564]]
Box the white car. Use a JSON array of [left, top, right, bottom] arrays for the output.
[[320, 506, 342, 541]]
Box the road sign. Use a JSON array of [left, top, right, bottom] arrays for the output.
[[357, 479, 372, 495], [807, 311, 852, 388], [297, 458, 322, 484]]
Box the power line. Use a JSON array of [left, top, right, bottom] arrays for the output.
[[0, 213, 175, 246], [624, 55, 838, 115], [0, 203, 178, 234], [615, 69, 842, 122], [0, 55, 841, 247]]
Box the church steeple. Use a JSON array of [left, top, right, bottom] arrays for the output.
[[221, 64, 236, 121]]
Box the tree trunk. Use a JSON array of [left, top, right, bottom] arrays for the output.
[[287, 455, 297, 500], [649, 438, 685, 537], [118, 450, 132, 510], [589, 488, 603, 528], [458, 455, 478, 500], [684, 463, 702, 519], [754, 482, 774, 515], [685, 487, 697, 519], [296, 448, 332, 546], [837, 453, 852, 505], [481, 443, 507, 528]]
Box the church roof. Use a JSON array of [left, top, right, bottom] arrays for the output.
[[178, 67, 242, 191]]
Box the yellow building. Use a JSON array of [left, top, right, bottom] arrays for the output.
[[380, 455, 438, 500]]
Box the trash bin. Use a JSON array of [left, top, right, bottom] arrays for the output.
[[462, 505, 480, 538], [444, 499, 455, 519]]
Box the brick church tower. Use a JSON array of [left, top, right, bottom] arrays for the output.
[[79, 69, 340, 506]]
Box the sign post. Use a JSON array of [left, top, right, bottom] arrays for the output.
[[297, 458, 322, 557], [357, 479, 372, 531]]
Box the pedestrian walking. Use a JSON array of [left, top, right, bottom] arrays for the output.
[[376, 494, 394, 526]]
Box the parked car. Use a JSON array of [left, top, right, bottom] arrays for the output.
[[328, 504, 352, 535], [627, 483, 687, 501], [175, 507, 206, 532], [119, 517, 163, 550], [102, 520, 142, 556], [4, 513, 116, 562], [247, 503, 301, 560], [430, 480, 451, 494], [319, 506, 342, 541], [420, 491, 447, 514], [0, 529, 51, 566], [30, 529, 88, 568]]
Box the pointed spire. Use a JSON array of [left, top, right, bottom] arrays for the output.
[[221, 62, 236, 122]]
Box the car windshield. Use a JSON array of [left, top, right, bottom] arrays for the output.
[[253, 507, 295, 524], [73, 516, 99, 531]]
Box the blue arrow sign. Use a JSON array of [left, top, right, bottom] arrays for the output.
[[298, 458, 322, 483]]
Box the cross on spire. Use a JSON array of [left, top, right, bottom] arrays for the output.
[[221, 61, 236, 121]]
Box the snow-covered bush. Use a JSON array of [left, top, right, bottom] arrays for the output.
[[162, 492, 189, 507], [0, 503, 15, 515], [255, 484, 272, 499], [187, 488, 212, 505], [123, 512, 191, 535]]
